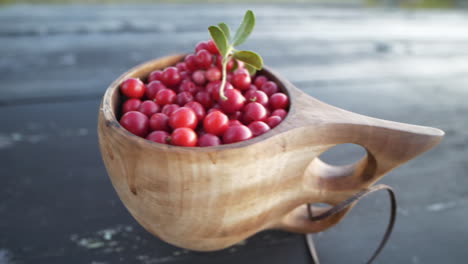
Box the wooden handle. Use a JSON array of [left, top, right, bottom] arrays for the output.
[[276, 88, 444, 233]]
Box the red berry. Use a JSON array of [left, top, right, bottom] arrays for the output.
[[254, 75, 268, 89], [192, 70, 206, 85], [120, 111, 149, 137], [184, 101, 205, 121], [148, 70, 163, 83], [169, 107, 198, 130], [228, 111, 242, 120], [146, 80, 167, 100], [242, 102, 267, 124], [203, 111, 229, 136], [245, 90, 268, 107], [195, 49, 212, 69], [185, 54, 198, 71], [260, 81, 279, 96], [176, 62, 187, 72], [122, 98, 142, 114], [205, 67, 221, 82], [228, 120, 242, 127], [206, 81, 233, 101], [266, 116, 282, 128], [179, 71, 190, 81], [120, 78, 145, 98], [216, 55, 234, 71], [269, 93, 289, 109], [271, 109, 287, 119], [232, 71, 251, 91], [146, 130, 170, 144], [155, 89, 176, 106], [195, 41, 209, 52], [206, 40, 219, 55], [178, 80, 197, 95], [248, 121, 270, 136], [223, 125, 252, 144], [138, 100, 159, 117], [198, 133, 221, 147], [171, 128, 197, 147], [162, 67, 181, 87], [176, 91, 194, 106], [195, 91, 213, 109], [207, 107, 221, 114], [161, 104, 180, 116], [219, 89, 246, 114], [149, 113, 170, 132]]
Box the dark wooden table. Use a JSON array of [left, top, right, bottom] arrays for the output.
[[1, 4, 467, 264]]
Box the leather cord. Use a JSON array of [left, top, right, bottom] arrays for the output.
[[305, 184, 397, 264]]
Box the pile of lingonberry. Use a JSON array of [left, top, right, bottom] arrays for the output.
[[118, 40, 289, 147]]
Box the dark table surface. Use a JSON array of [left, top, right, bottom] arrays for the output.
[[1, 4, 468, 264]]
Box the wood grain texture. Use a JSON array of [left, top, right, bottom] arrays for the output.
[[97, 55, 444, 251]]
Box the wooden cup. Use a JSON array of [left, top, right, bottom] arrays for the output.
[[98, 54, 444, 251]]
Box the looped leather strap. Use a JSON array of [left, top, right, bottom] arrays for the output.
[[305, 184, 397, 264]]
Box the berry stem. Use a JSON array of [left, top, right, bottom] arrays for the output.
[[219, 54, 230, 101]]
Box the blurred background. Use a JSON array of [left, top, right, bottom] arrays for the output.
[[1, 0, 467, 264]]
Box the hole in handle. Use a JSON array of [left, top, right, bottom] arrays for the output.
[[318, 143, 366, 166]]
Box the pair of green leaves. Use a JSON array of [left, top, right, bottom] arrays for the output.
[[208, 10, 263, 75]]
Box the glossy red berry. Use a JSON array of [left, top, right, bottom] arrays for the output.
[[248, 121, 270, 136], [120, 111, 149, 137], [178, 80, 197, 95], [228, 111, 242, 120], [122, 98, 142, 114], [169, 107, 198, 130], [195, 41, 209, 52], [146, 80, 167, 100], [232, 71, 251, 91], [148, 70, 163, 83], [195, 91, 213, 109], [205, 67, 221, 82], [271, 109, 287, 119], [228, 120, 242, 127], [206, 40, 219, 54], [184, 101, 205, 121], [176, 62, 187, 72], [155, 89, 176, 106], [161, 104, 180, 116], [138, 100, 159, 117], [254, 75, 268, 89], [242, 102, 267, 124], [149, 113, 170, 132], [195, 49, 212, 69], [185, 54, 198, 71], [260, 81, 279, 96], [266, 115, 282, 128], [223, 125, 252, 144], [269, 93, 289, 109], [162, 67, 181, 87], [245, 90, 268, 107], [203, 111, 229, 136], [198, 133, 221, 147], [219, 89, 246, 114], [146, 131, 170, 144], [192, 70, 206, 85], [216, 55, 234, 71], [171, 128, 197, 147], [206, 81, 233, 101], [176, 91, 194, 106], [120, 78, 145, 98]]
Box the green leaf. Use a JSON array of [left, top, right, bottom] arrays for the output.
[[232, 10, 255, 47], [218, 22, 230, 40], [244, 63, 257, 76], [232, 50, 263, 70], [208, 26, 229, 57]]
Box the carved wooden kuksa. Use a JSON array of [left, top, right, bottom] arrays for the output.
[[98, 55, 444, 251]]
